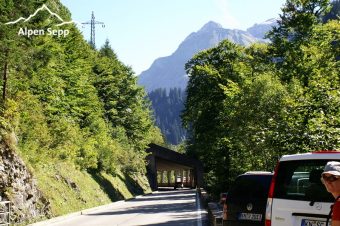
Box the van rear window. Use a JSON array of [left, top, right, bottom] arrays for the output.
[[274, 160, 334, 202], [229, 175, 272, 199]]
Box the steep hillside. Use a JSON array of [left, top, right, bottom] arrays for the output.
[[0, 135, 151, 225], [148, 88, 187, 144], [0, 0, 160, 224]]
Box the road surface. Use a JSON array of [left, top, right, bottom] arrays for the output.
[[49, 188, 207, 226]]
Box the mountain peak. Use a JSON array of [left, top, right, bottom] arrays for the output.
[[199, 21, 223, 32], [246, 18, 278, 39], [255, 18, 278, 26], [139, 20, 262, 92]]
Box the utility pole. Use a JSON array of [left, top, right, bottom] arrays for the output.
[[82, 11, 105, 48]]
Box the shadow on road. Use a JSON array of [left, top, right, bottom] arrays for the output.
[[86, 201, 195, 216], [86, 189, 195, 215], [85, 189, 208, 226]]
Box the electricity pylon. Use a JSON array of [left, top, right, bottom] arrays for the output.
[[82, 11, 105, 48]]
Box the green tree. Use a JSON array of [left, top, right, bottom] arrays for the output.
[[267, 0, 339, 149], [182, 13, 339, 196], [267, 0, 331, 84], [94, 41, 163, 171], [183, 41, 251, 193]]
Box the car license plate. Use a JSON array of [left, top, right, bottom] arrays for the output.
[[301, 219, 327, 226], [238, 213, 262, 221]]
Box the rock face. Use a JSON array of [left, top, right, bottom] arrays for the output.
[[0, 141, 51, 224], [138, 21, 265, 93], [246, 18, 278, 39], [138, 20, 278, 93]]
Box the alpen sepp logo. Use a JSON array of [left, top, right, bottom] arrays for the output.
[[5, 4, 79, 38]]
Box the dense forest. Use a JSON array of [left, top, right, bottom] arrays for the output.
[[148, 88, 187, 145], [0, 0, 163, 223], [0, 0, 163, 175], [182, 0, 340, 195]]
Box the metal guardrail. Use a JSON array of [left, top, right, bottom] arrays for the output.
[[0, 201, 11, 226]]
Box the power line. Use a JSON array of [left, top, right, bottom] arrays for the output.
[[82, 11, 105, 48]]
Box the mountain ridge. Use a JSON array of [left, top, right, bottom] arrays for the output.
[[138, 19, 277, 93]]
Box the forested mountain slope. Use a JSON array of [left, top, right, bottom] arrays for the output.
[[148, 88, 187, 144]]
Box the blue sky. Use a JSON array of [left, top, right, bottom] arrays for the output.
[[60, 0, 286, 75]]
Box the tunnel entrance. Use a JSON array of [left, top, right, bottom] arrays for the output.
[[145, 143, 203, 190], [156, 158, 195, 188]]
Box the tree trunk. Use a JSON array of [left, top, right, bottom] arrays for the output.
[[2, 50, 9, 102], [2, 61, 8, 102]]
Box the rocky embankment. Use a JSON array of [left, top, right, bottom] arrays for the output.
[[0, 136, 51, 224]]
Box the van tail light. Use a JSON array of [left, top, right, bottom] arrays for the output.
[[265, 161, 280, 226], [268, 162, 279, 198]]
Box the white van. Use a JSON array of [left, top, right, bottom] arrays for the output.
[[265, 151, 340, 226]]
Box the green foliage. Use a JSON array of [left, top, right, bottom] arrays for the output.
[[0, 1, 162, 224], [323, 0, 340, 22], [0, 0, 162, 193], [183, 0, 339, 195], [0, 1, 164, 224], [93, 40, 162, 168], [267, 0, 332, 83]]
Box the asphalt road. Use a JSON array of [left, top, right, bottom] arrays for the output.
[[49, 188, 207, 226]]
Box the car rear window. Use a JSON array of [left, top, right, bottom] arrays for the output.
[[274, 160, 334, 202], [229, 175, 272, 199]]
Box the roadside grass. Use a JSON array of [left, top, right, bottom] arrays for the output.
[[31, 160, 151, 221], [34, 161, 112, 217]]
